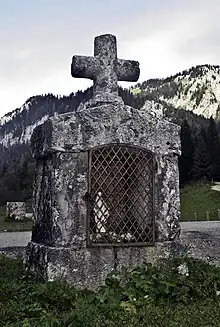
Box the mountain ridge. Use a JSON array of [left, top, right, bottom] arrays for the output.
[[0, 64, 219, 205], [1, 64, 220, 150], [131, 64, 220, 119]]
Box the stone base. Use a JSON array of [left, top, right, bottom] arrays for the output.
[[25, 240, 184, 290]]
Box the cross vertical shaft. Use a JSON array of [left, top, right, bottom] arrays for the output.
[[93, 34, 118, 96]]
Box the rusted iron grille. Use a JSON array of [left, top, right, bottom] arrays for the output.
[[87, 144, 155, 246]]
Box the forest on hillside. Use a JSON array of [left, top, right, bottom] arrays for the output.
[[0, 88, 220, 206]]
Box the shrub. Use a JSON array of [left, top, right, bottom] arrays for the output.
[[1, 255, 220, 326]]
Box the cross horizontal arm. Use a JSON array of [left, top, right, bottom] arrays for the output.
[[71, 55, 98, 80], [117, 59, 140, 82]]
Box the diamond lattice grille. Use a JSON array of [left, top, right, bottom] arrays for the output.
[[87, 144, 155, 246]]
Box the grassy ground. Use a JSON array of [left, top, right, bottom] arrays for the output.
[[1, 255, 220, 326], [180, 181, 220, 221], [0, 207, 32, 232]]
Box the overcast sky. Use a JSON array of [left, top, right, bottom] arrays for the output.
[[0, 0, 220, 117]]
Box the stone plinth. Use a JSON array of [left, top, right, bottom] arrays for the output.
[[25, 33, 182, 289], [25, 101, 181, 289]]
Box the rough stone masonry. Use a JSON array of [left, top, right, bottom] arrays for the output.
[[6, 202, 26, 221], [25, 34, 182, 290]]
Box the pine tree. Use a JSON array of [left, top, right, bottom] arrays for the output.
[[191, 127, 212, 181], [207, 117, 220, 181], [179, 120, 194, 186]]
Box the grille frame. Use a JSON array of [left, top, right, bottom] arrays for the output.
[[86, 144, 155, 247]]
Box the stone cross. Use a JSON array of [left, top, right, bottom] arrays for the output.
[[71, 34, 140, 103]]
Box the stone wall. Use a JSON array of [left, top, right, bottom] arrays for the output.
[[25, 33, 182, 290], [6, 202, 26, 221], [25, 102, 182, 290]]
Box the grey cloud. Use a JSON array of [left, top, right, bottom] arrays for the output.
[[1, 0, 220, 114], [175, 32, 220, 59]]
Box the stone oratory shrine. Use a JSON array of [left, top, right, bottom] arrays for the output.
[[26, 34, 181, 289]]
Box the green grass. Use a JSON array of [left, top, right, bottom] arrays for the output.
[[180, 181, 220, 221], [2, 255, 220, 326], [0, 207, 32, 232]]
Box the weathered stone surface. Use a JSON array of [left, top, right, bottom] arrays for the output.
[[26, 102, 181, 288], [30, 104, 180, 244], [6, 202, 26, 220], [32, 104, 180, 157], [116, 241, 184, 270], [26, 242, 115, 289], [25, 33, 182, 290], [71, 34, 140, 105]]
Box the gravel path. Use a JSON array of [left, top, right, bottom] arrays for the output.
[[181, 220, 220, 232], [181, 221, 220, 241], [0, 221, 220, 249]]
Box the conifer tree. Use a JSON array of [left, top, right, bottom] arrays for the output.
[[179, 120, 194, 186], [191, 127, 212, 181], [207, 117, 220, 180]]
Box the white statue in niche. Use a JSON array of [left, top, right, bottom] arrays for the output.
[[94, 191, 109, 233]]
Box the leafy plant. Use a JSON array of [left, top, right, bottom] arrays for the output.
[[2, 254, 220, 326]]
